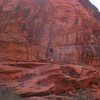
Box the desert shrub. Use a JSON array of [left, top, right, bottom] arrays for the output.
[[0, 86, 21, 100], [72, 88, 94, 100]]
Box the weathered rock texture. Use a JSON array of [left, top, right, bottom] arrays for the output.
[[0, 63, 100, 100], [0, 0, 100, 66], [0, 0, 100, 100]]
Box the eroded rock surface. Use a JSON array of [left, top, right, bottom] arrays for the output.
[[0, 63, 100, 99], [0, 0, 100, 100], [0, 0, 100, 66]]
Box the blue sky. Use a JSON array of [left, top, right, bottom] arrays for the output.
[[89, 0, 100, 11]]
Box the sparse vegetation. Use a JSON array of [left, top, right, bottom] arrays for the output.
[[72, 88, 94, 100], [0, 86, 21, 100]]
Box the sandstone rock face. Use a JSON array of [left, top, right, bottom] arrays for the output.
[[0, 0, 100, 99], [78, 0, 100, 21], [0, 0, 100, 66], [0, 63, 99, 99]]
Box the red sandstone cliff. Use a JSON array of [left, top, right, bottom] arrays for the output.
[[0, 0, 100, 66], [0, 0, 100, 100]]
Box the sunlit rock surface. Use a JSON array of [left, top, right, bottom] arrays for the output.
[[0, 63, 99, 99], [0, 0, 100, 66], [0, 0, 100, 100]]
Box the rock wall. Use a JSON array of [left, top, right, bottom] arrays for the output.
[[0, 0, 100, 66]]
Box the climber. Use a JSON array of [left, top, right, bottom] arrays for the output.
[[48, 48, 55, 63]]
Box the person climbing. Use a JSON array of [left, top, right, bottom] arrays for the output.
[[48, 48, 55, 63]]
